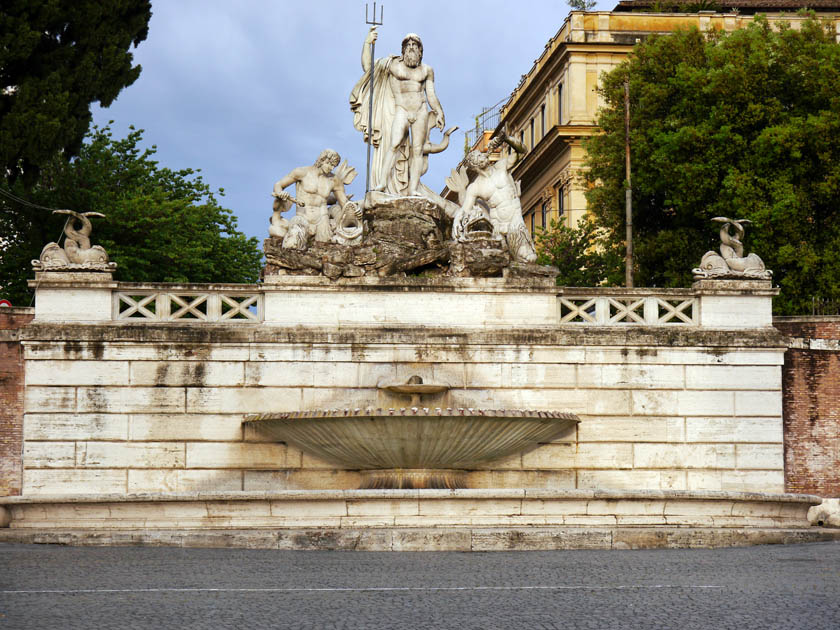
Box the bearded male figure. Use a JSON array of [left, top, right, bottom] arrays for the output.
[[453, 134, 537, 264], [271, 149, 358, 250], [350, 27, 445, 197]]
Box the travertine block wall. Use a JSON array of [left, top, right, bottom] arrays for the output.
[[18, 323, 787, 496]]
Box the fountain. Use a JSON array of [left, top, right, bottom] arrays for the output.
[[245, 376, 579, 489], [1, 20, 831, 552], [245, 26, 581, 490]]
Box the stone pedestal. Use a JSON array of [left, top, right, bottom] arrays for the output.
[[28, 272, 116, 322], [693, 279, 779, 328], [261, 275, 560, 327]]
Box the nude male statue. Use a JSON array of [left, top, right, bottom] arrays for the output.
[[350, 27, 445, 197], [453, 134, 537, 264], [271, 149, 359, 250]]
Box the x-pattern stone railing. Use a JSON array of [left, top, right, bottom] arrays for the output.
[[558, 288, 697, 325], [112, 284, 696, 326], [114, 284, 263, 322]]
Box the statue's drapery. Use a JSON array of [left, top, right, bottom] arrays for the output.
[[349, 56, 410, 195]]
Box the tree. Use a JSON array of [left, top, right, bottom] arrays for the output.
[[535, 217, 624, 286], [0, 126, 263, 304], [0, 1, 152, 186], [584, 16, 840, 314], [567, 0, 598, 10]]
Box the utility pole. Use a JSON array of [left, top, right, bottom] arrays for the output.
[[624, 77, 633, 288], [364, 3, 384, 193]]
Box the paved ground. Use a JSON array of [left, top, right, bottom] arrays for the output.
[[1, 541, 838, 629]]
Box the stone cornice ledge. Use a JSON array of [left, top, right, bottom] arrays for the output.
[[17, 322, 788, 348], [0, 489, 821, 506], [262, 275, 558, 294], [692, 279, 779, 297]]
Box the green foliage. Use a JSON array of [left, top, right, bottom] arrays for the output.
[[642, 0, 722, 13], [584, 16, 840, 313], [0, 1, 151, 186], [567, 0, 598, 10], [0, 126, 263, 304], [535, 217, 624, 286]]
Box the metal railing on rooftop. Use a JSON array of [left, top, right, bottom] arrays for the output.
[[464, 97, 507, 149]]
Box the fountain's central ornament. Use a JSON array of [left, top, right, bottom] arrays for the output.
[[262, 24, 553, 281]]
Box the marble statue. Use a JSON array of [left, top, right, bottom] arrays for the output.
[[693, 217, 771, 279], [263, 27, 554, 279], [33, 209, 116, 271], [350, 27, 447, 198], [450, 134, 537, 264], [271, 149, 360, 250]]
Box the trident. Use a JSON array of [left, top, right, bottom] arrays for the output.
[[364, 3, 383, 193]]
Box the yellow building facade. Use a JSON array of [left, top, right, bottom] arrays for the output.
[[499, 9, 840, 238]]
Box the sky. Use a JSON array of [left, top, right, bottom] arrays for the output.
[[92, 0, 614, 244]]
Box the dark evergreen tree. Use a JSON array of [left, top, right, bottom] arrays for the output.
[[0, 0, 152, 185]]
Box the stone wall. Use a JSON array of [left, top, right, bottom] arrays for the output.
[[19, 320, 787, 496], [775, 317, 840, 497], [1, 308, 34, 496]]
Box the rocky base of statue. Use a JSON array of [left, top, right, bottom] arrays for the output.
[[262, 195, 557, 280]]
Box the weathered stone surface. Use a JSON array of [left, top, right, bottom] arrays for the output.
[[448, 240, 509, 277], [377, 247, 449, 277], [808, 498, 840, 527], [323, 262, 343, 280], [366, 197, 448, 249], [261, 196, 556, 281], [263, 238, 324, 274], [508, 262, 559, 278]]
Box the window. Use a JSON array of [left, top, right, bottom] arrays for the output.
[[556, 183, 565, 219], [541, 200, 549, 228], [519, 129, 525, 147], [540, 105, 545, 137], [557, 82, 563, 125], [529, 210, 535, 237], [530, 118, 534, 148]]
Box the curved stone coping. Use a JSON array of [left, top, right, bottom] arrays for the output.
[[244, 409, 580, 421], [0, 489, 822, 506]]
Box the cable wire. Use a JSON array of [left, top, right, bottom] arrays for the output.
[[0, 186, 72, 214]]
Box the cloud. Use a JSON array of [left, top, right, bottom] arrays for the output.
[[93, 0, 610, 242]]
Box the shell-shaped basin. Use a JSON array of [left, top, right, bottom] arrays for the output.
[[243, 408, 579, 475]]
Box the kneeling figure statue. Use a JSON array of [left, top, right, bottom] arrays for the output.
[[271, 149, 361, 250], [452, 133, 536, 264]]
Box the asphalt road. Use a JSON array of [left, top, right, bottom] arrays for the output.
[[1, 541, 839, 629]]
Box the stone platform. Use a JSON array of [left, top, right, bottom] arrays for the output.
[[3, 489, 834, 550]]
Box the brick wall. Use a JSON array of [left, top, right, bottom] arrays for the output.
[[776, 317, 840, 497], [0, 308, 34, 496]]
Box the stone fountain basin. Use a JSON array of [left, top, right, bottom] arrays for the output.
[[243, 408, 579, 488]]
